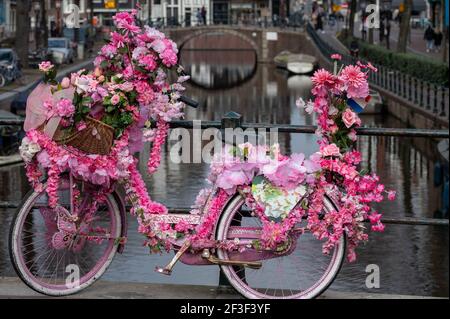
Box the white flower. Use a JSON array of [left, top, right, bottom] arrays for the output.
[[295, 98, 306, 109], [74, 75, 93, 94], [150, 39, 166, 54], [305, 101, 314, 114], [296, 98, 314, 114], [131, 46, 148, 60], [328, 106, 339, 116], [144, 26, 165, 40], [19, 137, 41, 163]]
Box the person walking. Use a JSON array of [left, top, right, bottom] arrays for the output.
[[434, 28, 443, 53], [201, 6, 207, 25], [314, 6, 324, 33], [424, 24, 435, 53], [196, 8, 202, 26]]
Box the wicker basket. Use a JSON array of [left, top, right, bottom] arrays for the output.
[[51, 116, 114, 155]]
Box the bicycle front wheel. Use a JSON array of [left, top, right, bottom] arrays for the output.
[[216, 194, 346, 299], [9, 177, 122, 296]]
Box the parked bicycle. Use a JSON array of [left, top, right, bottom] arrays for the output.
[[9, 11, 394, 299]]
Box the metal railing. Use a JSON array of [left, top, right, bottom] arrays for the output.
[[145, 15, 304, 30], [0, 113, 449, 228], [306, 23, 450, 123]]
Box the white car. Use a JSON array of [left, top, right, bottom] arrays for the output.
[[47, 37, 75, 64]]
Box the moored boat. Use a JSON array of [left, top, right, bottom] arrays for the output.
[[274, 51, 317, 75]]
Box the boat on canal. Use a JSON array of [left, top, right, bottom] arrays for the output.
[[274, 51, 318, 75]]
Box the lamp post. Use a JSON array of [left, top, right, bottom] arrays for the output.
[[55, 0, 61, 36]]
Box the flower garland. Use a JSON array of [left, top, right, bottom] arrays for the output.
[[147, 119, 169, 174]]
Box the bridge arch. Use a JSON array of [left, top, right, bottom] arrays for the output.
[[175, 27, 260, 58]]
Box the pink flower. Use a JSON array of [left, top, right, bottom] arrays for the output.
[[311, 69, 336, 96], [320, 143, 341, 157], [371, 223, 385, 232], [342, 108, 360, 128], [216, 170, 252, 194], [100, 44, 117, 58], [161, 49, 178, 67], [339, 65, 369, 99], [368, 212, 382, 224], [61, 77, 70, 89], [111, 94, 120, 105], [366, 62, 378, 72], [111, 32, 127, 48], [94, 67, 102, 77], [348, 130, 357, 141], [139, 55, 157, 72], [91, 168, 109, 186], [38, 61, 54, 72], [387, 190, 396, 201], [76, 121, 87, 131], [331, 54, 342, 60], [55, 98, 75, 118], [37, 150, 51, 168]]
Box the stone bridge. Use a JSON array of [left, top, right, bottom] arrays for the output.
[[163, 26, 316, 63]]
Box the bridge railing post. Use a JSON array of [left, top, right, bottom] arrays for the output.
[[217, 111, 243, 292]]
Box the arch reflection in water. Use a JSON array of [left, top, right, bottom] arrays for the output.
[[180, 49, 257, 89]]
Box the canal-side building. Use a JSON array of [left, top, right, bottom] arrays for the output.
[[210, 1, 288, 25], [149, 0, 211, 26], [0, 0, 16, 41], [62, 0, 152, 27]]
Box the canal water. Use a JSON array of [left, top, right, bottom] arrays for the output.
[[0, 47, 448, 297]]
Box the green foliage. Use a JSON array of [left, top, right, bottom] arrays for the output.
[[340, 36, 449, 86]]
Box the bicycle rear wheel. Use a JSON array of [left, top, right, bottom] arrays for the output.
[[9, 176, 122, 296], [216, 194, 346, 299]]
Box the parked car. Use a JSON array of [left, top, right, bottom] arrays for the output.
[[0, 48, 22, 87], [47, 37, 75, 65]]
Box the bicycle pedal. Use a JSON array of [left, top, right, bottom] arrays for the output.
[[155, 266, 172, 276]]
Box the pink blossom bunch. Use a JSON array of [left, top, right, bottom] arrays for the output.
[[210, 144, 320, 194]]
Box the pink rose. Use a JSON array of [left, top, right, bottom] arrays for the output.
[[348, 130, 357, 141], [331, 54, 342, 60], [111, 94, 120, 105], [342, 108, 359, 128], [61, 77, 70, 89], [38, 61, 54, 72], [320, 143, 341, 157]]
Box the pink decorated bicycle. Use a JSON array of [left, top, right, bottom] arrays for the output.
[[9, 11, 394, 299]]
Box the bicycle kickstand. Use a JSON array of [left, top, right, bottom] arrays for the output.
[[155, 241, 191, 275]]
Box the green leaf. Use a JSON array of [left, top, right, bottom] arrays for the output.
[[81, 96, 93, 106], [100, 60, 109, 69]]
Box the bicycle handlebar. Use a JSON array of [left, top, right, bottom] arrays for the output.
[[180, 95, 199, 108]]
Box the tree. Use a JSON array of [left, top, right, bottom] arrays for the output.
[[88, 0, 94, 36], [16, 0, 31, 67], [440, 0, 448, 63], [397, 0, 413, 53], [74, 0, 80, 43], [40, 0, 48, 49], [348, 0, 357, 37]]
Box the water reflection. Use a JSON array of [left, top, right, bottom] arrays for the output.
[[180, 50, 257, 89], [0, 50, 448, 297]]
